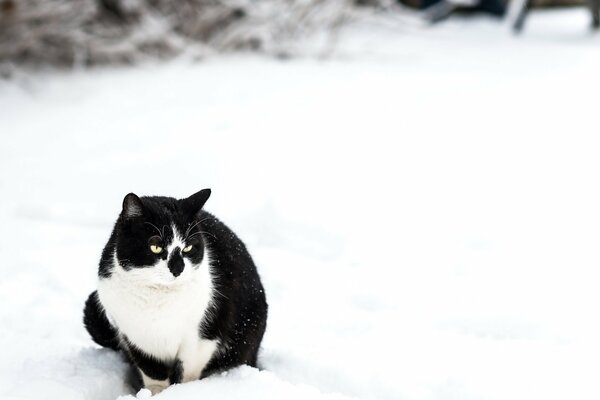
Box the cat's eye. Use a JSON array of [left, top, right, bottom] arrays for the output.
[[182, 245, 193, 253], [150, 245, 163, 254]]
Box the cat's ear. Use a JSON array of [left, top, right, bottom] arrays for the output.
[[122, 193, 144, 218], [182, 189, 211, 215]]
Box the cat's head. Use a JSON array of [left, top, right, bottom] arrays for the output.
[[110, 189, 211, 285]]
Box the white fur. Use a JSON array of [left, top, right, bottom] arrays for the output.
[[97, 226, 218, 386], [141, 372, 169, 395]]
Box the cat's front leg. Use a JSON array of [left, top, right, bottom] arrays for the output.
[[140, 360, 183, 394], [140, 371, 170, 395], [124, 341, 175, 395]]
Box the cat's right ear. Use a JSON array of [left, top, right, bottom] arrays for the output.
[[181, 189, 211, 216], [122, 193, 144, 218]]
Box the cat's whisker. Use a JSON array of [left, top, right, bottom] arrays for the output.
[[187, 230, 217, 240], [185, 220, 203, 238], [184, 224, 194, 238], [144, 222, 163, 239], [185, 218, 211, 240]]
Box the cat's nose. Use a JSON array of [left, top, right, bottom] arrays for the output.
[[168, 247, 185, 277]]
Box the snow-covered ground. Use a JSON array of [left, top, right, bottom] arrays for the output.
[[1, 8, 600, 400]]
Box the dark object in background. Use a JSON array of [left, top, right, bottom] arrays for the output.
[[400, 0, 585, 10], [422, 0, 506, 23], [399, 0, 506, 21], [511, 0, 600, 31], [399, 0, 594, 26]]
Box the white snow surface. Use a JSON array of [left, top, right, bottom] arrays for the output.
[[2, 8, 600, 400]]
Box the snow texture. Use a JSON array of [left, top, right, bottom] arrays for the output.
[[1, 8, 600, 400]]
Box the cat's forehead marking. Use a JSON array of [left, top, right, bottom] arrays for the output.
[[167, 225, 185, 254], [158, 210, 191, 240]]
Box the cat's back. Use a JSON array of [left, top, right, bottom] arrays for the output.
[[198, 210, 265, 299], [197, 211, 268, 374]]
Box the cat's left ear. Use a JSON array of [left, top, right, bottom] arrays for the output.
[[182, 189, 211, 215], [122, 193, 145, 218]]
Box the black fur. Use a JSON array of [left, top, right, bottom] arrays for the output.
[[83, 189, 268, 385], [83, 291, 120, 351], [123, 337, 174, 381], [167, 247, 184, 277]]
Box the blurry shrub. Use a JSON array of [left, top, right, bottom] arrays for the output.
[[0, 0, 391, 70]]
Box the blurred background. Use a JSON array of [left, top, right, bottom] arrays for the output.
[[1, 2, 600, 400], [1, 0, 600, 69]]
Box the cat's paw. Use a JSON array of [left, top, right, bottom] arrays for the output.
[[140, 372, 169, 395], [145, 384, 168, 396], [136, 388, 153, 399]]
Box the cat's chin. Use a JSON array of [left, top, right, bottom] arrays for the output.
[[145, 273, 193, 288], [145, 278, 185, 289], [119, 259, 196, 288]]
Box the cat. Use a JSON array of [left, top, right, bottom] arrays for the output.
[[83, 189, 268, 394]]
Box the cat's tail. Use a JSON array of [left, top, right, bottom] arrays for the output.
[[83, 291, 121, 351]]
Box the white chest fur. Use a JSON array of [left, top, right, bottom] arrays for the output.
[[97, 250, 217, 382]]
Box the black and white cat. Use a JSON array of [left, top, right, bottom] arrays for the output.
[[83, 189, 268, 394]]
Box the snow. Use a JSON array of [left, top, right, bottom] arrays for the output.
[[2, 8, 600, 400]]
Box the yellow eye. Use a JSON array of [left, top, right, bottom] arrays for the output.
[[150, 245, 163, 254], [182, 245, 193, 253]]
